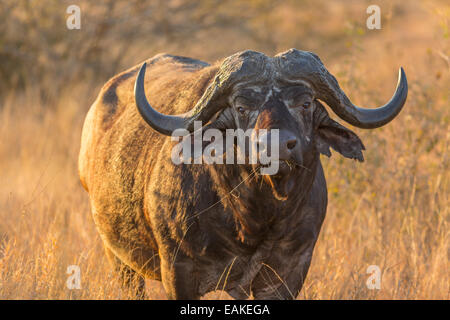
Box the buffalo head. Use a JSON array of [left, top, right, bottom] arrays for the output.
[[134, 49, 407, 200]]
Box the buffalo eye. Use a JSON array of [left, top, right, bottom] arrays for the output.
[[302, 101, 311, 109], [237, 106, 246, 115]]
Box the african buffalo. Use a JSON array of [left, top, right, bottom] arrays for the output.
[[78, 49, 407, 299]]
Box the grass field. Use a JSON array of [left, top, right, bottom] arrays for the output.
[[0, 0, 448, 299]]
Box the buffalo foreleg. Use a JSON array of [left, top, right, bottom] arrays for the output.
[[160, 255, 199, 300], [105, 247, 146, 299]]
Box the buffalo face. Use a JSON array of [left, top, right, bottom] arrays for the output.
[[225, 79, 365, 200]]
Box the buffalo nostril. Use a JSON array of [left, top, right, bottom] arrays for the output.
[[286, 139, 297, 150]]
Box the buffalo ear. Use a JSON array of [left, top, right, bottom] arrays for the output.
[[316, 118, 365, 162]]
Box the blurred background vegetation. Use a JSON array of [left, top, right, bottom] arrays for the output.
[[0, 0, 448, 299], [3, 0, 446, 102]]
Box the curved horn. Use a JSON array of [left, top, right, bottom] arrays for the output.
[[135, 52, 268, 136], [134, 62, 196, 136], [320, 67, 408, 129], [277, 49, 408, 129]]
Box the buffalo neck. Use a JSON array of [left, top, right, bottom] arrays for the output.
[[209, 158, 319, 247]]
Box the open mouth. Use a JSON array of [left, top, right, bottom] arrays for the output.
[[259, 160, 299, 201]]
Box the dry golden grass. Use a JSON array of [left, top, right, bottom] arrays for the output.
[[0, 0, 448, 299]]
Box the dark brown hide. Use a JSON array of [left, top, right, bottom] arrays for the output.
[[79, 50, 406, 299]]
